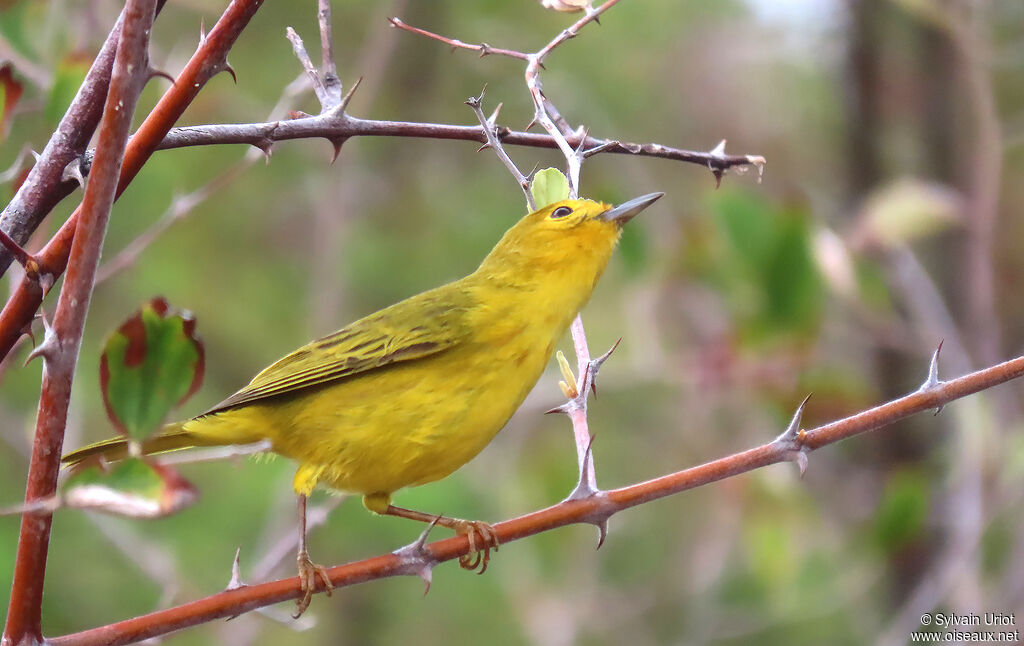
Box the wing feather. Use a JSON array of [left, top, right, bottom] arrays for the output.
[[202, 288, 470, 415]]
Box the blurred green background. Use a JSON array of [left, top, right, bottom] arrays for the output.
[[3, 0, 1024, 644]]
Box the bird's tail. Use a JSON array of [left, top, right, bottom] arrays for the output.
[[61, 422, 201, 467]]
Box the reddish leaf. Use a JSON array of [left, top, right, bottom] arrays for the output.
[[100, 298, 205, 440], [62, 458, 198, 518]]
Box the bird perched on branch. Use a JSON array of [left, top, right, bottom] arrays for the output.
[[63, 192, 663, 615]]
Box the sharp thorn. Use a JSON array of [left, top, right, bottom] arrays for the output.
[[487, 102, 503, 127], [392, 515, 440, 595], [328, 137, 347, 164], [219, 61, 238, 84], [338, 76, 363, 113], [593, 337, 621, 369], [226, 546, 245, 590], [253, 141, 273, 164], [919, 339, 944, 394], [594, 518, 608, 549], [61, 158, 86, 189], [776, 393, 811, 443], [147, 68, 176, 85], [24, 310, 57, 366]]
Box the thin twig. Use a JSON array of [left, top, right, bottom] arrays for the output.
[[1, 1, 156, 642], [44, 350, 1024, 646], [0, 1, 169, 276], [286, 27, 328, 109], [392, 0, 625, 197], [465, 91, 535, 210], [387, 17, 531, 61]]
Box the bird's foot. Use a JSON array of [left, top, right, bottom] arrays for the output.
[[294, 549, 333, 618], [449, 518, 500, 574]]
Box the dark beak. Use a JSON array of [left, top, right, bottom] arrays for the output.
[[600, 192, 664, 224]]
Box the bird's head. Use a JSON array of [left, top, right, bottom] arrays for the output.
[[477, 192, 663, 291]]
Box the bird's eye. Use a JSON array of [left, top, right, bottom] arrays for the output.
[[551, 206, 573, 219]]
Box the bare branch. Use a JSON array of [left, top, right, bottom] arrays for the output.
[[286, 27, 329, 110], [1, 1, 157, 642], [43, 350, 1024, 646], [151, 116, 763, 172]]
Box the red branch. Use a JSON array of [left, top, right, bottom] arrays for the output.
[[45, 351, 1024, 646], [1, 1, 156, 643], [0, 0, 265, 363]]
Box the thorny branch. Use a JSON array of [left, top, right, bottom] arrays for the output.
[[44, 347, 1024, 646], [389, 0, 764, 195], [151, 118, 765, 178], [1, 1, 157, 644], [0, 1, 169, 275], [465, 91, 536, 210], [0, 0, 265, 364]]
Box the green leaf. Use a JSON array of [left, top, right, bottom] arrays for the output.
[[63, 458, 197, 518], [100, 298, 204, 440], [529, 167, 570, 210]]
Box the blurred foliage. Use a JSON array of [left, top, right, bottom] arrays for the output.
[[0, 1, 1023, 645]]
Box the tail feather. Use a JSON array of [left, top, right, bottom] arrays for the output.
[[61, 423, 202, 467]]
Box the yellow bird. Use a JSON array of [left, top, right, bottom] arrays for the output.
[[63, 193, 662, 614]]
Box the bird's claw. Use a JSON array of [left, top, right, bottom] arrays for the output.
[[294, 550, 333, 618], [452, 519, 499, 574]]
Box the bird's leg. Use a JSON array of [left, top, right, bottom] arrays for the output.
[[294, 493, 333, 618], [383, 505, 500, 574]]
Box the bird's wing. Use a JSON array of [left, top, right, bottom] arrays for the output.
[[202, 289, 470, 415]]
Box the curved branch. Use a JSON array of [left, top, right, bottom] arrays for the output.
[[46, 350, 1024, 646]]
